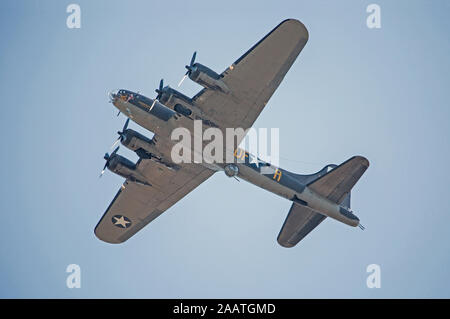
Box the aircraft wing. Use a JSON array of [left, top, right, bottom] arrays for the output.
[[95, 159, 215, 243], [277, 202, 326, 248], [193, 19, 309, 133]]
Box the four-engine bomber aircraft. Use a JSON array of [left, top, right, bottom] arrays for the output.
[[95, 19, 370, 247]]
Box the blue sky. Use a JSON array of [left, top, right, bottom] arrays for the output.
[[1, 0, 449, 298]]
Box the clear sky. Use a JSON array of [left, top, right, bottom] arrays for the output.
[[1, 0, 449, 298]]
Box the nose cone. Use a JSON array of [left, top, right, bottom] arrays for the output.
[[108, 89, 120, 102]]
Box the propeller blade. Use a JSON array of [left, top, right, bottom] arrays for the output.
[[155, 79, 164, 99], [123, 118, 130, 131], [112, 146, 120, 155], [102, 141, 120, 178], [99, 160, 108, 178], [190, 51, 197, 67], [179, 52, 197, 87], [178, 74, 188, 87], [110, 137, 120, 150]]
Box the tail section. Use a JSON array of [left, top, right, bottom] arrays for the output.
[[292, 163, 352, 208], [277, 156, 369, 247], [291, 164, 337, 185], [307, 156, 369, 205]]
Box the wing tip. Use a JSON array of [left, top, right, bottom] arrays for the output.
[[352, 155, 370, 168], [94, 227, 124, 244], [232, 18, 309, 67], [280, 18, 309, 42], [277, 238, 296, 248]]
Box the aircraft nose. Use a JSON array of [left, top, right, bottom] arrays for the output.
[[108, 89, 119, 102]]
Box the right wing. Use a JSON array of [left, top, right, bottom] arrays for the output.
[[95, 159, 214, 244], [193, 19, 308, 134], [277, 203, 326, 248]]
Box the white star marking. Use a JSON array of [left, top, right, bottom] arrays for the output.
[[249, 154, 259, 168], [113, 216, 130, 228]]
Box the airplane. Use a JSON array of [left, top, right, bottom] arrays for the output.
[[95, 19, 370, 247]]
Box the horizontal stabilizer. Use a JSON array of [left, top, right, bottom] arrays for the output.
[[307, 156, 369, 205], [277, 203, 326, 247]]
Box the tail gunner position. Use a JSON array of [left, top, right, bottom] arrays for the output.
[[95, 19, 369, 247]]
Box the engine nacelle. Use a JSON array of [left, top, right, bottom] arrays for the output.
[[157, 87, 195, 117], [159, 87, 219, 122], [158, 87, 193, 106], [189, 63, 230, 94], [106, 154, 148, 184], [120, 129, 162, 159]]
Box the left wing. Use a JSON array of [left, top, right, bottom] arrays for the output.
[[193, 19, 308, 133], [95, 160, 214, 244]]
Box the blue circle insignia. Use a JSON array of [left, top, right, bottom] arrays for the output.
[[112, 215, 132, 228]]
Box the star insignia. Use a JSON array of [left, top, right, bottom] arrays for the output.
[[112, 215, 132, 228], [249, 154, 260, 168]]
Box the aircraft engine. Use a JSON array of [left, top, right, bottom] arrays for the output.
[[101, 148, 148, 184], [188, 63, 229, 93], [180, 52, 230, 94], [105, 153, 136, 179], [155, 79, 193, 106], [111, 119, 162, 159]]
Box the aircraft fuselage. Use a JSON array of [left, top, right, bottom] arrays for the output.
[[110, 90, 360, 227]]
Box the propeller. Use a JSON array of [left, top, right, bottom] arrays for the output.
[[178, 51, 197, 87], [111, 118, 130, 150], [100, 146, 120, 178], [155, 79, 164, 100], [107, 89, 122, 116], [108, 90, 114, 103]]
